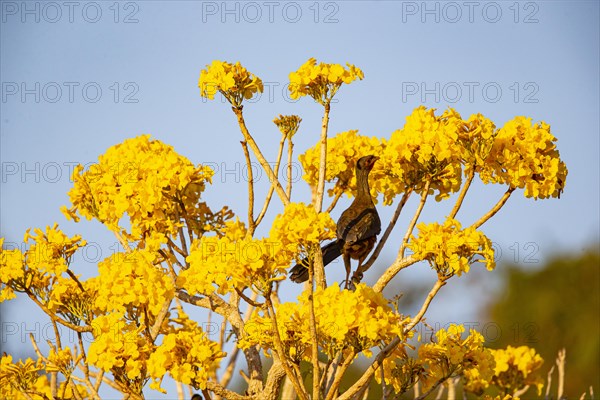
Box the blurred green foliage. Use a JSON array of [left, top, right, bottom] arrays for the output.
[[487, 247, 600, 398]]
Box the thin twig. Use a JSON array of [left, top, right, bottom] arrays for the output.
[[448, 169, 475, 220], [324, 349, 357, 400], [287, 138, 294, 199], [415, 372, 455, 400], [400, 181, 430, 258], [373, 255, 419, 293], [514, 384, 531, 398], [325, 190, 345, 214], [471, 186, 515, 229], [406, 278, 447, 332], [66, 269, 85, 292], [557, 348, 566, 399], [233, 106, 290, 205], [545, 365, 555, 399], [314, 102, 331, 213], [149, 298, 172, 341], [241, 141, 256, 234], [254, 135, 286, 230]]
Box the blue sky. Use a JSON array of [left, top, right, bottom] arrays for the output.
[[1, 0, 599, 397]]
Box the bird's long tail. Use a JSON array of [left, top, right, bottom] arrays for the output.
[[289, 241, 342, 283]]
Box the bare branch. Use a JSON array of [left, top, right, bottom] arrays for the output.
[[325, 190, 344, 214], [287, 139, 294, 199], [448, 169, 475, 220], [471, 186, 515, 229], [405, 278, 447, 332], [557, 348, 566, 399], [233, 106, 290, 205], [254, 135, 286, 230], [400, 181, 430, 258], [314, 102, 331, 213], [241, 141, 256, 234], [373, 255, 419, 293]]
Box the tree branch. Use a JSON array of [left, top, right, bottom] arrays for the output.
[[471, 186, 515, 229], [233, 106, 290, 205], [400, 181, 430, 258], [254, 135, 286, 230], [448, 168, 475, 220], [314, 102, 331, 213], [241, 141, 256, 235]]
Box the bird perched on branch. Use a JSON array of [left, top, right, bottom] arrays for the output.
[[290, 155, 381, 288]]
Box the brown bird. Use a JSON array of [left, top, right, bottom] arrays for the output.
[[290, 155, 381, 288]]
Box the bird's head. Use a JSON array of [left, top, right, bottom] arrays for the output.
[[356, 155, 379, 172]]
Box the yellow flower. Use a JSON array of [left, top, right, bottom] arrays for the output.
[[380, 106, 464, 202], [299, 130, 384, 200], [409, 218, 495, 276], [288, 58, 363, 104], [273, 114, 302, 138], [483, 117, 567, 199], [62, 135, 216, 248], [0, 238, 25, 302], [199, 60, 263, 107], [270, 202, 336, 257], [240, 283, 407, 360], [148, 313, 225, 391], [24, 224, 86, 276], [491, 345, 544, 395], [0, 355, 45, 398], [88, 313, 151, 390], [179, 219, 293, 296], [95, 249, 174, 319], [417, 325, 495, 393]]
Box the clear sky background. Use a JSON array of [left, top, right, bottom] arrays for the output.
[[1, 0, 599, 397]]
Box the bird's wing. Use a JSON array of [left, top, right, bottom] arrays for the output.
[[337, 207, 381, 245]]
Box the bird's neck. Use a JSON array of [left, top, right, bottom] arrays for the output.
[[355, 169, 373, 203]]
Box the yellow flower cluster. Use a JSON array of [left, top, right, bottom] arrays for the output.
[[269, 202, 336, 258], [198, 60, 263, 107], [409, 219, 495, 276], [178, 220, 291, 296], [288, 58, 364, 104], [46, 347, 75, 376], [0, 238, 25, 302], [62, 135, 215, 249], [298, 107, 566, 205], [456, 112, 498, 176], [47, 276, 96, 324], [1, 355, 45, 399], [486, 117, 568, 199], [147, 318, 225, 392], [299, 130, 384, 199], [0, 226, 85, 303], [273, 114, 302, 138], [380, 106, 464, 202], [240, 284, 406, 360], [87, 313, 150, 385], [95, 250, 174, 320], [418, 325, 495, 393], [491, 345, 544, 395]]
